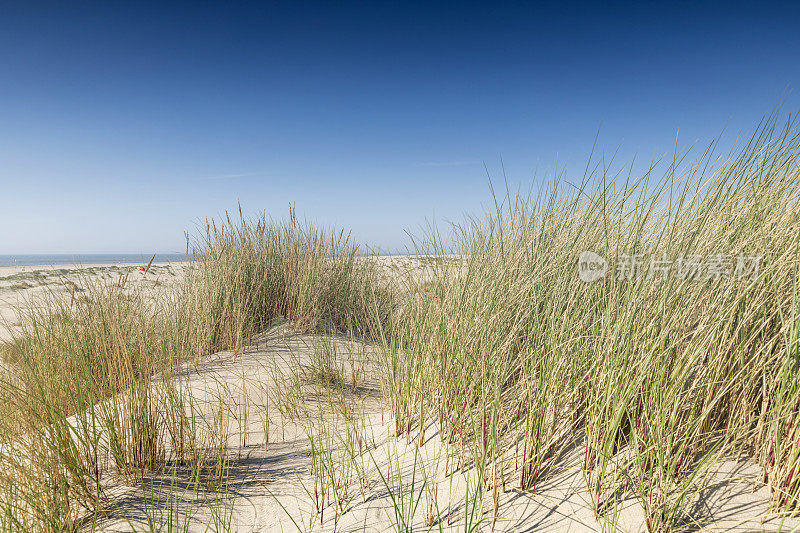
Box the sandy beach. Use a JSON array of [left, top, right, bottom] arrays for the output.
[[0, 262, 187, 342]]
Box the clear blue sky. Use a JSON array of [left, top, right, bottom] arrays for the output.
[[2, 1, 799, 254]]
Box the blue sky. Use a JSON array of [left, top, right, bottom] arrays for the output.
[[1, 1, 799, 253]]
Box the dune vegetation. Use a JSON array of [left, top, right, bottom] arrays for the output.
[[2, 113, 800, 531], [0, 214, 394, 531], [390, 112, 800, 531]]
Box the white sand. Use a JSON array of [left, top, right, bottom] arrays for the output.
[[93, 328, 797, 532], [0, 261, 187, 342]]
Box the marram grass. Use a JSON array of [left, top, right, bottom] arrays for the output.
[[0, 214, 394, 531], [388, 112, 800, 530], [1, 114, 800, 531]]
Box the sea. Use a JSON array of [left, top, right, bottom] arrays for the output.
[[0, 254, 190, 267]]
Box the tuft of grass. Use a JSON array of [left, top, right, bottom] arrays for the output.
[[301, 334, 347, 389], [181, 210, 396, 355]]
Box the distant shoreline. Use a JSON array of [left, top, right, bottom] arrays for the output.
[[0, 252, 444, 269], [0, 261, 188, 279], [0, 254, 190, 268]]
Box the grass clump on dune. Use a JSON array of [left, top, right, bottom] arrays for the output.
[[0, 214, 394, 531], [389, 112, 800, 529], [0, 282, 181, 530], [182, 209, 395, 355]]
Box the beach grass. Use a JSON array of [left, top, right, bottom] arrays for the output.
[[0, 214, 394, 531], [387, 110, 800, 528], [1, 113, 800, 530]]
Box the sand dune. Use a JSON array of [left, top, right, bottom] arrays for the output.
[[2, 261, 795, 532]]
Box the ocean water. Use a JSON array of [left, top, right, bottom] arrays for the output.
[[0, 254, 190, 267]]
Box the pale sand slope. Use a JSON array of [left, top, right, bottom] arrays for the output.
[[0, 262, 187, 342], [94, 328, 797, 532]]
